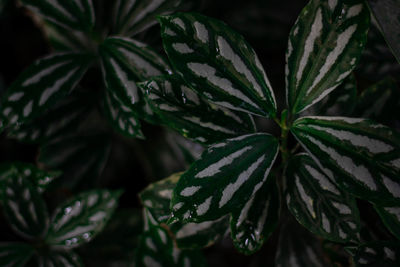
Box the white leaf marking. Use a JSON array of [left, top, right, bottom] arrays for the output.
[[295, 174, 316, 218], [172, 43, 194, 54], [197, 196, 212, 216], [194, 21, 208, 43], [23, 61, 70, 86], [180, 186, 201, 197]]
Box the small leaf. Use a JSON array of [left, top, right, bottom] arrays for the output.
[[20, 0, 95, 32], [367, 0, 400, 64], [292, 116, 400, 205], [285, 153, 360, 242], [113, 0, 182, 36], [230, 175, 280, 255], [37, 250, 83, 267], [103, 90, 144, 139], [142, 75, 256, 144], [171, 133, 279, 223], [0, 53, 93, 132], [0, 174, 49, 239], [0, 243, 34, 267], [351, 241, 400, 266], [159, 12, 277, 117], [286, 0, 369, 114], [46, 189, 121, 249], [374, 205, 400, 240]]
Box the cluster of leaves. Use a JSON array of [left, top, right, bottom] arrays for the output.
[[0, 0, 400, 266]]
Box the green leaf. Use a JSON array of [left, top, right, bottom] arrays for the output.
[[171, 133, 279, 223], [142, 75, 256, 144], [37, 250, 83, 267], [46, 189, 121, 249], [0, 53, 93, 132], [367, 0, 400, 64], [0, 162, 61, 193], [374, 205, 400, 240], [292, 116, 400, 205], [350, 241, 400, 266], [103, 90, 144, 139], [286, 0, 370, 114], [159, 12, 277, 117], [285, 153, 360, 242], [0, 243, 34, 267], [113, 0, 182, 36], [165, 130, 204, 166], [230, 175, 280, 255], [20, 0, 95, 32], [0, 174, 49, 239]]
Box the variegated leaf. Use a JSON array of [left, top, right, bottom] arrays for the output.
[[141, 75, 256, 144], [0, 53, 92, 132], [37, 250, 83, 267], [159, 12, 277, 117], [368, 0, 400, 64], [99, 36, 170, 110], [46, 190, 121, 249], [286, 0, 369, 114], [0, 162, 61, 193], [374, 205, 400, 240], [285, 153, 360, 242], [292, 116, 400, 205], [20, 0, 95, 32], [230, 175, 280, 255], [0, 174, 49, 239], [103, 90, 144, 139], [113, 0, 182, 36], [0, 243, 34, 267], [350, 241, 400, 266], [165, 130, 204, 166], [171, 133, 279, 223]]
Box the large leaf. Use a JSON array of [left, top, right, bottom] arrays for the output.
[[159, 12, 277, 117], [0, 174, 49, 239], [37, 250, 83, 267], [230, 175, 280, 255], [285, 153, 360, 242], [0, 53, 92, 132], [0, 243, 34, 267], [113, 0, 182, 36], [368, 0, 400, 64], [374, 205, 400, 240], [46, 189, 121, 249], [142, 75, 256, 144], [292, 116, 400, 205], [286, 0, 369, 114], [171, 133, 279, 223], [350, 241, 400, 266], [20, 0, 95, 32]]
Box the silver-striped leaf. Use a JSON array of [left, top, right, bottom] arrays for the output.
[[159, 12, 277, 117], [46, 189, 121, 249], [374, 205, 400, 240], [350, 241, 400, 266], [0, 53, 92, 132], [368, 0, 400, 64], [37, 250, 83, 267], [99, 36, 169, 109], [286, 0, 369, 114], [230, 175, 280, 255], [291, 116, 400, 205], [103, 90, 144, 139], [0, 243, 34, 267], [141, 75, 256, 144], [0, 162, 61, 194], [20, 0, 95, 32], [113, 0, 182, 36], [285, 153, 360, 243], [171, 133, 279, 223], [0, 174, 49, 239]]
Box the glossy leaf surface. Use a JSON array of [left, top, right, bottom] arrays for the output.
[[286, 0, 369, 114], [0, 174, 49, 239], [37, 250, 83, 267], [286, 153, 360, 242], [0, 243, 34, 267], [171, 133, 279, 223], [142, 75, 256, 144], [374, 205, 400, 240], [0, 53, 92, 132], [46, 190, 121, 249], [159, 12, 277, 117], [21, 0, 95, 32], [292, 116, 400, 205], [351, 241, 400, 266]]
